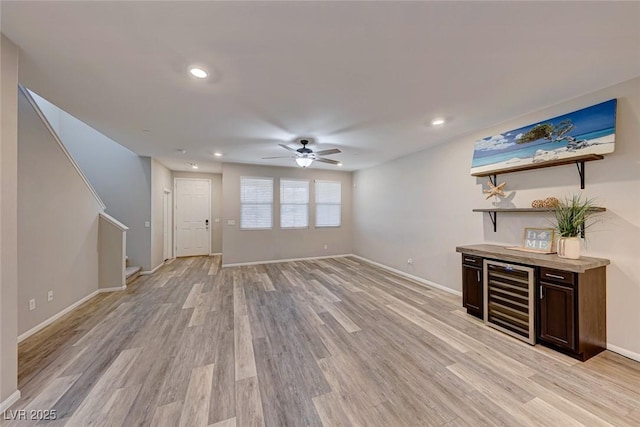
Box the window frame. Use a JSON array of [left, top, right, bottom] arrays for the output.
[[280, 178, 310, 229], [240, 176, 274, 230], [315, 179, 342, 228]]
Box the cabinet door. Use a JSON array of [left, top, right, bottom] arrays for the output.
[[539, 281, 575, 350], [462, 265, 483, 318]]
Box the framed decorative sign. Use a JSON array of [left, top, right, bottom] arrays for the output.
[[510, 228, 556, 254], [470, 99, 617, 175]]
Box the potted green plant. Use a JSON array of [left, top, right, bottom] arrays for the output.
[[553, 194, 597, 259]]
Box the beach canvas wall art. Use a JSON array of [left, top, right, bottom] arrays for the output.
[[470, 99, 617, 175]]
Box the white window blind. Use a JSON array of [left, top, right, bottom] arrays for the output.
[[315, 180, 341, 227], [240, 177, 273, 229], [280, 179, 309, 228]]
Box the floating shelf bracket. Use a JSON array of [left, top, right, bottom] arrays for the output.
[[488, 210, 497, 232], [576, 161, 586, 189]]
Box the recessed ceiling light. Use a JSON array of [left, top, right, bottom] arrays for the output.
[[178, 149, 187, 155], [214, 152, 223, 157], [188, 162, 199, 169], [337, 162, 343, 167], [431, 118, 446, 126], [189, 67, 208, 79]]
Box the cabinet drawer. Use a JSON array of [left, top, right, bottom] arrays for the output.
[[539, 267, 575, 285], [462, 254, 482, 267]]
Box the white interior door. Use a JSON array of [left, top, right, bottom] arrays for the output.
[[163, 189, 173, 260], [175, 178, 211, 257]]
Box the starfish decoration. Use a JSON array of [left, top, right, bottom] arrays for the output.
[[484, 180, 506, 199]]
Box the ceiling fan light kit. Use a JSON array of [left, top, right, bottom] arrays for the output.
[[295, 157, 314, 168], [263, 137, 342, 168]]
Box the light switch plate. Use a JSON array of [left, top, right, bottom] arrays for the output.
[[227, 219, 236, 225], [144, 221, 150, 228]]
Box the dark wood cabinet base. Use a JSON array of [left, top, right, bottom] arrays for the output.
[[461, 255, 483, 319], [538, 339, 606, 362], [457, 246, 608, 362]]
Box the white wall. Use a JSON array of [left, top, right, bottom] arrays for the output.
[[222, 163, 353, 265], [17, 88, 104, 336], [30, 93, 153, 270], [1, 34, 20, 407], [151, 160, 172, 269], [172, 171, 223, 254], [353, 77, 640, 358]]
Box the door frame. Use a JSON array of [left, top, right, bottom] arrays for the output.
[[174, 177, 211, 257], [163, 187, 173, 261]]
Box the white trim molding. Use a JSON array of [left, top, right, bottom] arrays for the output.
[[210, 253, 222, 256], [19, 85, 106, 210], [222, 254, 351, 268], [17, 286, 125, 343], [0, 390, 21, 414], [140, 263, 164, 276], [100, 285, 126, 293], [98, 212, 129, 231], [607, 344, 640, 362], [350, 254, 462, 297]]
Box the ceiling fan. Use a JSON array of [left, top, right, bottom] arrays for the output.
[[262, 137, 341, 168]]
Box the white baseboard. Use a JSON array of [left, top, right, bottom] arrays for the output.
[[607, 344, 640, 362], [210, 252, 222, 256], [140, 263, 163, 276], [350, 254, 462, 297], [99, 285, 126, 292], [17, 286, 125, 343], [0, 390, 21, 413], [222, 253, 351, 268]]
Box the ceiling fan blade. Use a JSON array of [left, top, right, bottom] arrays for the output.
[[315, 157, 341, 165], [262, 156, 294, 159], [313, 148, 341, 156], [278, 143, 297, 152]]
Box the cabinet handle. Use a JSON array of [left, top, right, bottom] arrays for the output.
[[464, 258, 476, 263], [545, 273, 565, 280], [477, 271, 481, 282], [540, 286, 544, 299]]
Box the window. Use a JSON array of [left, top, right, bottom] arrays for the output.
[[240, 177, 273, 229], [280, 179, 309, 228], [315, 180, 341, 227]]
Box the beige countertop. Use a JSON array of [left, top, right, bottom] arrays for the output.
[[456, 244, 610, 273]]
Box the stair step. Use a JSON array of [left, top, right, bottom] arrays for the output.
[[126, 266, 141, 284]]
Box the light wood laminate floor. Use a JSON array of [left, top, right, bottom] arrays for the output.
[[6, 256, 640, 426]]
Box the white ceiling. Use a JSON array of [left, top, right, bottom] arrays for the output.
[[3, 1, 639, 173]]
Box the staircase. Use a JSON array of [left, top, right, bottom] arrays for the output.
[[125, 256, 141, 285]]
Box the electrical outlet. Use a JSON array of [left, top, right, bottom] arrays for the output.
[[407, 258, 413, 265], [29, 299, 36, 311], [48, 290, 54, 302]]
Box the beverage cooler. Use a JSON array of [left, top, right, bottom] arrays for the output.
[[483, 260, 535, 344]]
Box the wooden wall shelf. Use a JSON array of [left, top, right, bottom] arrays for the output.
[[473, 207, 606, 213], [472, 154, 604, 190], [473, 207, 606, 235]]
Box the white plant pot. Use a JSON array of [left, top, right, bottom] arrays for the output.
[[557, 237, 581, 259]]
